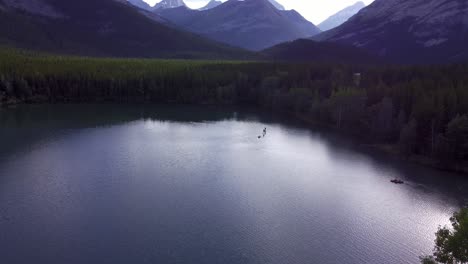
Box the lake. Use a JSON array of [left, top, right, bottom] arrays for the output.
[[1, 104, 467, 264]]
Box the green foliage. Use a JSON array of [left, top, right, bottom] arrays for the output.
[[0, 74, 12, 98], [216, 84, 236, 103], [328, 88, 366, 129], [420, 256, 437, 264], [289, 88, 315, 113], [446, 115, 468, 161], [13, 78, 31, 99], [422, 208, 468, 264], [399, 119, 418, 156], [371, 97, 396, 140]]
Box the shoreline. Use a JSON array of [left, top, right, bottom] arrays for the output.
[[2, 101, 468, 175], [293, 112, 468, 176]]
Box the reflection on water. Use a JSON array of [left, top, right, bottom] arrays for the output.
[[0, 104, 467, 264]]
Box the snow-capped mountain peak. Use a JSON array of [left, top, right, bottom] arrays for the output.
[[199, 0, 223, 11], [154, 0, 186, 10], [156, 0, 320, 50]]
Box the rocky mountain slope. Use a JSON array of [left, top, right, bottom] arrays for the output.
[[197, 0, 284, 11], [316, 0, 468, 63], [199, 0, 222, 11], [153, 0, 185, 10], [318, 1, 365, 31], [262, 38, 380, 63], [268, 0, 284, 10], [157, 0, 321, 50], [127, 0, 152, 10], [0, 0, 250, 59]]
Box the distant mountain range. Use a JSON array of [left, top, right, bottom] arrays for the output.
[[318, 1, 365, 31], [127, 0, 185, 11], [199, 0, 222, 11], [316, 0, 468, 63], [0, 0, 249, 59], [127, 0, 152, 10], [154, 0, 185, 10], [128, 0, 283, 11], [268, 0, 285, 10], [200, 0, 285, 11], [156, 0, 321, 50], [1, 0, 466, 64]]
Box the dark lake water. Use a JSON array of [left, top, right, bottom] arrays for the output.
[[1, 104, 467, 264]]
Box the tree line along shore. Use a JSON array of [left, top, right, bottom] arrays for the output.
[[1, 49, 468, 172]]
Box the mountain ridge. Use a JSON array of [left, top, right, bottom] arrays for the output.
[[199, 0, 222, 11], [268, 0, 285, 10], [127, 0, 152, 10], [153, 0, 185, 10], [315, 0, 468, 63], [318, 1, 365, 31], [157, 0, 321, 50], [0, 0, 251, 59]]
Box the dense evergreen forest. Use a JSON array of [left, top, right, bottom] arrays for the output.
[[1, 48, 468, 171]]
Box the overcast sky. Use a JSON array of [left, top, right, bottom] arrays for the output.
[[143, 0, 375, 24]]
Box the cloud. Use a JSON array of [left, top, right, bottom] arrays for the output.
[[144, 0, 375, 24]]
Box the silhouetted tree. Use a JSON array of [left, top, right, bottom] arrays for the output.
[[446, 115, 468, 161], [399, 119, 418, 156], [421, 208, 468, 264]]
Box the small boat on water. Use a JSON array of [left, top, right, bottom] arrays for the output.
[[391, 179, 404, 184]]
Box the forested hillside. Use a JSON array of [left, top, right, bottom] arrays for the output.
[[0, 0, 249, 59], [262, 39, 380, 63], [1, 48, 468, 171]]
